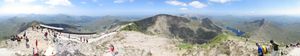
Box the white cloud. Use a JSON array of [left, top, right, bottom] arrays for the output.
[[180, 8, 188, 11], [165, 0, 207, 9], [165, 0, 187, 6], [209, 0, 233, 4], [0, 5, 49, 14], [45, 0, 72, 6], [4, 0, 16, 3], [271, 8, 300, 15], [19, 0, 36, 3], [189, 1, 207, 8], [113, 0, 134, 3], [113, 0, 123, 3], [0, 0, 72, 14], [4, 0, 36, 3]]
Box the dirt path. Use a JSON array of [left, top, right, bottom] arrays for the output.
[[88, 32, 117, 43], [101, 31, 179, 56]]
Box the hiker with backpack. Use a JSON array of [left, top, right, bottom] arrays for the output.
[[256, 43, 264, 56], [270, 40, 280, 56], [256, 42, 270, 56]]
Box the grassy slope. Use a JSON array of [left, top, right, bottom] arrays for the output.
[[175, 32, 233, 49], [120, 22, 141, 31], [177, 31, 255, 49], [199, 33, 231, 48]]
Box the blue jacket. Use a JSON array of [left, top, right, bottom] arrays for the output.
[[258, 46, 264, 56]]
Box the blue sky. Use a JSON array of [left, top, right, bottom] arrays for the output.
[[0, 0, 299, 16]]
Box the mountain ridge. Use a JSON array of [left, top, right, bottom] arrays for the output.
[[122, 14, 223, 44]]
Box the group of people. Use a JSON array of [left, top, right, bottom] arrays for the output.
[[10, 32, 30, 48], [80, 37, 89, 43], [256, 40, 280, 56], [286, 42, 300, 48], [31, 25, 60, 56], [43, 28, 58, 40], [8, 25, 40, 56], [10, 32, 28, 42], [10, 35, 21, 42]]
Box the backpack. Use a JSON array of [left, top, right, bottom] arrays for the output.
[[262, 45, 268, 54]]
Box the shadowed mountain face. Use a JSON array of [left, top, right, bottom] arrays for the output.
[[249, 19, 265, 27], [234, 19, 292, 43], [209, 15, 300, 43], [237, 19, 266, 32], [132, 14, 222, 44], [83, 16, 123, 32]]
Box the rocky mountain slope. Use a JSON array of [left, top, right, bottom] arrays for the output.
[[236, 19, 288, 43], [123, 14, 222, 44]]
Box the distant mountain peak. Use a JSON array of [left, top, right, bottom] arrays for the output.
[[250, 19, 265, 27], [202, 18, 213, 24], [155, 14, 173, 16], [123, 14, 222, 44]]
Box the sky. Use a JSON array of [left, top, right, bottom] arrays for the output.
[[0, 0, 300, 16]]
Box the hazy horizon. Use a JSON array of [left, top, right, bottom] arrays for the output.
[[0, 0, 299, 16]]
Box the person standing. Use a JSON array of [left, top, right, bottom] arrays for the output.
[[86, 39, 88, 43], [44, 32, 48, 39], [35, 39, 38, 47], [25, 36, 30, 48], [270, 40, 279, 56], [109, 44, 115, 56], [53, 33, 57, 38], [23, 32, 26, 37], [34, 39, 39, 56], [256, 43, 264, 56]]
